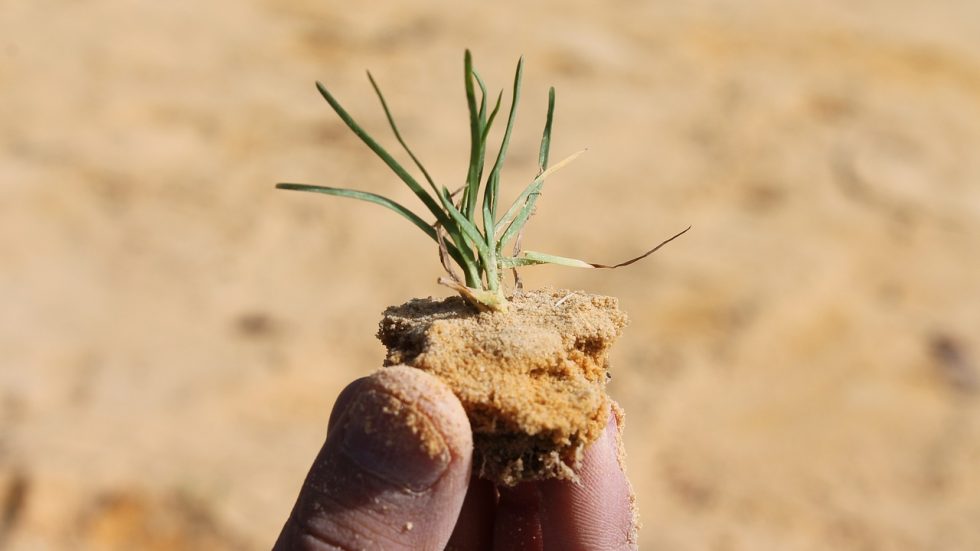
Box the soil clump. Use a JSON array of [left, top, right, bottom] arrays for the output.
[[378, 288, 628, 485]]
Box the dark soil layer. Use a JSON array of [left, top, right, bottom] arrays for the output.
[[377, 288, 628, 486]]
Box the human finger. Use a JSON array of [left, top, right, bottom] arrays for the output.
[[494, 404, 637, 550], [273, 366, 473, 550], [444, 475, 496, 551]]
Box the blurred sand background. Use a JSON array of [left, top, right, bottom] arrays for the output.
[[3, 1, 980, 549]]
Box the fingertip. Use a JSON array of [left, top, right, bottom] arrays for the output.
[[327, 377, 368, 432], [370, 365, 473, 463], [535, 403, 638, 550], [275, 366, 473, 550]]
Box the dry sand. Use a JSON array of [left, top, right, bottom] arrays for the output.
[[2, 1, 980, 549]]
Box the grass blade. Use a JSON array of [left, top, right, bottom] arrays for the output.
[[537, 87, 556, 174], [314, 81, 450, 229], [500, 251, 593, 269], [463, 50, 482, 220], [589, 226, 692, 268], [276, 183, 468, 266], [437, 190, 490, 257], [276, 183, 431, 234], [499, 226, 692, 269], [365, 71, 439, 197], [506, 87, 557, 266], [495, 149, 586, 247], [483, 56, 524, 221], [473, 69, 489, 133], [438, 189, 496, 288], [480, 91, 504, 144], [480, 90, 504, 244]]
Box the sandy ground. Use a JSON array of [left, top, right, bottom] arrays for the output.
[[2, 1, 980, 549]]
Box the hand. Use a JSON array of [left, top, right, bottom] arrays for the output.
[[273, 365, 637, 550]]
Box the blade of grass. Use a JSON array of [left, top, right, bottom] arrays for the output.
[[500, 251, 593, 269], [437, 190, 490, 257], [276, 183, 468, 268], [499, 226, 692, 269], [473, 69, 489, 136], [480, 91, 504, 144], [471, 70, 492, 220], [507, 86, 557, 273], [495, 149, 585, 234], [314, 81, 450, 229], [483, 56, 523, 221], [495, 93, 562, 249], [587, 226, 691, 268], [318, 77, 481, 283], [495, 149, 586, 248], [439, 189, 495, 289], [537, 87, 556, 174], [365, 71, 439, 197], [463, 50, 482, 220], [482, 201, 499, 290], [479, 91, 505, 244], [433, 186, 482, 286]]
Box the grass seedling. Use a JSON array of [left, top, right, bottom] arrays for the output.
[[277, 50, 689, 312]]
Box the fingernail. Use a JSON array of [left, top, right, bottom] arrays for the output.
[[340, 388, 451, 492]]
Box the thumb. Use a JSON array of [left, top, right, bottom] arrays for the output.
[[274, 366, 473, 551]]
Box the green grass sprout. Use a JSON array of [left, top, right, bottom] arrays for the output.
[[277, 50, 690, 312]]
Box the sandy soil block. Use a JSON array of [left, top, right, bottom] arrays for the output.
[[378, 288, 628, 486]]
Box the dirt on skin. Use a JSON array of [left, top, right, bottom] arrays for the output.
[[378, 288, 628, 486]]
